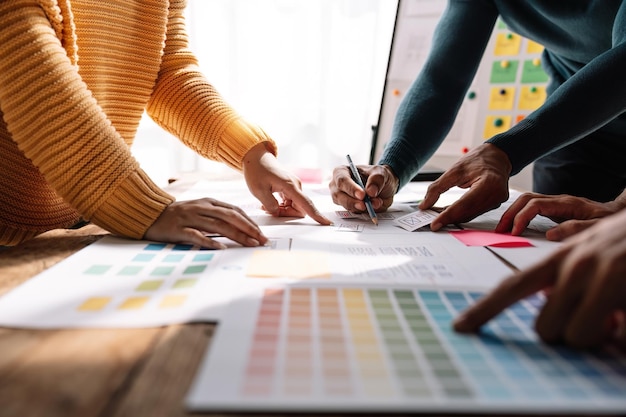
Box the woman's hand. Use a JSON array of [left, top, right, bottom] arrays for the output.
[[144, 198, 268, 249], [242, 143, 332, 225]]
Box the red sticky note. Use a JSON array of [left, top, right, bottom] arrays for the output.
[[449, 230, 533, 248]]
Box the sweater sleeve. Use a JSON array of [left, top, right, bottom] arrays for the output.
[[486, 2, 626, 175], [379, 0, 499, 189], [0, 1, 173, 239], [146, 0, 277, 172]]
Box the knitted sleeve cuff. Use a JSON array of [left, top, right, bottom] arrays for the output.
[[217, 118, 278, 171], [89, 170, 174, 239]]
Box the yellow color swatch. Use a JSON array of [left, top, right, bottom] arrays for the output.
[[78, 297, 111, 311], [173, 278, 198, 289], [247, 250, 330, 279], [159, 294, 187, 308], [118, 296, 149, 310], [136, 280, 163, 291]]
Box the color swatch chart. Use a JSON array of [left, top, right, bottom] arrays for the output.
[[187, 285, 626, 413], [0, 236, 288, 328]]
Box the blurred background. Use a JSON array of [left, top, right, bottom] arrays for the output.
[[133, 0, 398, 186]]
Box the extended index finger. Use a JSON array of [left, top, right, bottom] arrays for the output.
[[453, 249, 565, 333], [429, 184, 499, 230], [286, 188, 333, 225]]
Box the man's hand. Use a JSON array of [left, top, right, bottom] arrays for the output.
[[419, 143, 512, 230], [454, 209, 626, 350], [495, 192, 619, 240], [329, 164, 398, 213]]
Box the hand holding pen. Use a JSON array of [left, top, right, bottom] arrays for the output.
[[345, 155, 379, 225], [329, 159, 400, 221]]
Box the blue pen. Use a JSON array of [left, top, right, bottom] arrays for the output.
[[346, 154, 378, 226]]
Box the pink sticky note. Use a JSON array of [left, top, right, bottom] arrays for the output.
[[449, 230, 533, 248]]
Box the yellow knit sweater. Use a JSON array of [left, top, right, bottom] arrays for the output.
[[0, 0, 277, 246]]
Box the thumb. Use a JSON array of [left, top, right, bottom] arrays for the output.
[[251, 187, 281, 215]]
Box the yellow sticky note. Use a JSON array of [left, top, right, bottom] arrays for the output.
[[518, 85, 547, 110], [526, 39, 544, 54], [247, 250, 330, 279], [494, 33, 521, 56], [488, 87, 516, 110], [483, 115, 512, 139]]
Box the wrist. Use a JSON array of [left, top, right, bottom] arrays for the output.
[[483, 143, 512, 176], [242, 142, 273, 170], [382, 164, 400, 194]]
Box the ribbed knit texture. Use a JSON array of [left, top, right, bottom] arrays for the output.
[[0, 0, 276, 245]]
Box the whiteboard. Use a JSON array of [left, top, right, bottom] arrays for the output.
[[371, 0, 548, 176]]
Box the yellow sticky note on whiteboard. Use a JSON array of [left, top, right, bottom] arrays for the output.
[[494, 33, 521, 56], [247, 250, 330, 279]]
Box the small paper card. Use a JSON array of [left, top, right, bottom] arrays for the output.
[[393, 209, 439, 231], [335, 210, 360, 219]]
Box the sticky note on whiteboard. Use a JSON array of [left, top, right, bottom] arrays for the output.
[[393, 209, 438, 231]]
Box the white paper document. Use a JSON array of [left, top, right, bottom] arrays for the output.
[[0, 235, 290, 328]]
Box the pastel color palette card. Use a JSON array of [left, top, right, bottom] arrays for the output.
[[0, 236, 289, 328], [187, 285, 626, 413]]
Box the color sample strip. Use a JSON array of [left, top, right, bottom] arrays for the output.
[[343, 288, 393, 397], [242, 289, 284, 396], [408, 290, 472, 398], [284, 288, 313, 395], [317, 288, 352, 396], [370, 289, 431, 398]]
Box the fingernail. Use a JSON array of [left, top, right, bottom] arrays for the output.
[[431, 221, 442, 231]]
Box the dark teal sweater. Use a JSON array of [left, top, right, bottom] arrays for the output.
[[380, 0, 626, 189]]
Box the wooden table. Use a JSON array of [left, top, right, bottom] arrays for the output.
[[0, 177, 618, 417], [0, 222, 219, 417]]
